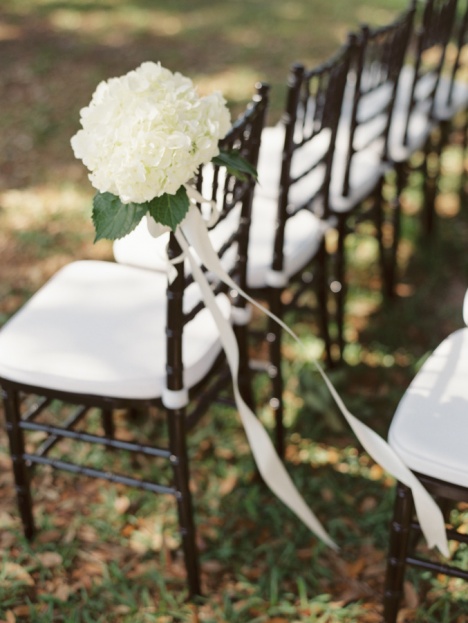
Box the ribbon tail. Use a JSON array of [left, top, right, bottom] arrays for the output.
[[181, 205, 300, 341], [312, 361, 450, 557], [184, 183, 220, 227], [179, 204, 449, 557], [175, 226, 338, 550]]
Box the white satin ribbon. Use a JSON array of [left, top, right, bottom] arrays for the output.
[[184, 182, 220, 227], [146, 216, 183, 284], [174, 203, 448, 557], [175, 220, 337, 550]]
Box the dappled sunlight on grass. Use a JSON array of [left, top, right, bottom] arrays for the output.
[[1, 184, 92, 222], [194, 67, 263, 105], [436, 190, 461, 217], [48, 8, 184, 38]]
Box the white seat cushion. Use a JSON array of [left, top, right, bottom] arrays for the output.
[[389, 328, 468, 488], [113, 218, 170, 272], [357, 81, 395, 124], [254, 125, 284, 200], [387, 65, 436, 163], [433, 74, 468, 122], [463, 288, 468, 326], [329, 145, 388, 214], [0, 261, 229, 400], [235, 123, 330, 289], [326, 79, 390, 214], [246, 195, 328, 290], [255, 124, 331, 202]]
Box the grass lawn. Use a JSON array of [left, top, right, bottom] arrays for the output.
[[1, 1, 468, 621]]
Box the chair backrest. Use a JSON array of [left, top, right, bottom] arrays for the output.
[[270, 41, 354, 273], [165, 83, 269, 396], [402, 0, 458, 142], [341, 3, 416, 194]]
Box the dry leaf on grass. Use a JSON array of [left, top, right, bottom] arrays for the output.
[[114, 495, 130, 514], [36, 529, 63, 544], [403, 580, 420, 609], [345, 556, 366, 578], [218, 472, 238, 496], [5, 610, 16, 623], [36, 551, 63, 568], [1, 562, 34, 586], [53, 583, 73, 602]]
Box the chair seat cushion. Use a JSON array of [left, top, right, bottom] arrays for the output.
[[387, 65, 436, 163], [208, 193, 328, 290], [113, 218, 170, 272], [246, 195, 328, 290], [389, 328, 468, 488], [256, 125, 331, 203], [0, 261, 229, 400], [433, 74, 468, 122], [463, 288, 468, 326], [329, 145, 388, 213]]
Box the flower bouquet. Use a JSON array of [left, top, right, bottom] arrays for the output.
[[71, 61, 256, 241]]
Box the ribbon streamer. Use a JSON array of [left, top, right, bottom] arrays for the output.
[[175, 222, 338, 550], [171, 203, 448, 557]]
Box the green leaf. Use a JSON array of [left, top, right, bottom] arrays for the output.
[[147, 186, 190, 231], [212, 150, 258, 182], [92, 192, 148, 242]]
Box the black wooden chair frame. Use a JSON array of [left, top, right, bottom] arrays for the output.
[[384, 473, 468, 622], [379, 0, 460, 296], [333, 4, 416, 346], [249, 43, 354, 456]]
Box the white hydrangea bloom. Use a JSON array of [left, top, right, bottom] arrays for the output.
[[71, 62, 231, 204]]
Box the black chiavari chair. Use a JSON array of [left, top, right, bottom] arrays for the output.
[[0, 83, 269, 597]]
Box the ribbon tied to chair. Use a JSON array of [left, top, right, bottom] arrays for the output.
[[151, 186, 449, 558]]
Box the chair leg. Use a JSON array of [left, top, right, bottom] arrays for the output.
[[378, 165, 405, 299], [334, 216, 347, 361], [385, 163, 405, 298], [235, 321, 255, 411], [267, 287, 285, 458], [383, 482, 415, 623], [423, 128, 445, 236], [101, 408, 115, 439], [316, 239, 333, 366], [460, 111, 468, 203], [374, 176, 388, 296], [2, 386, 35, 540], [168, 408, 201, 597]]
